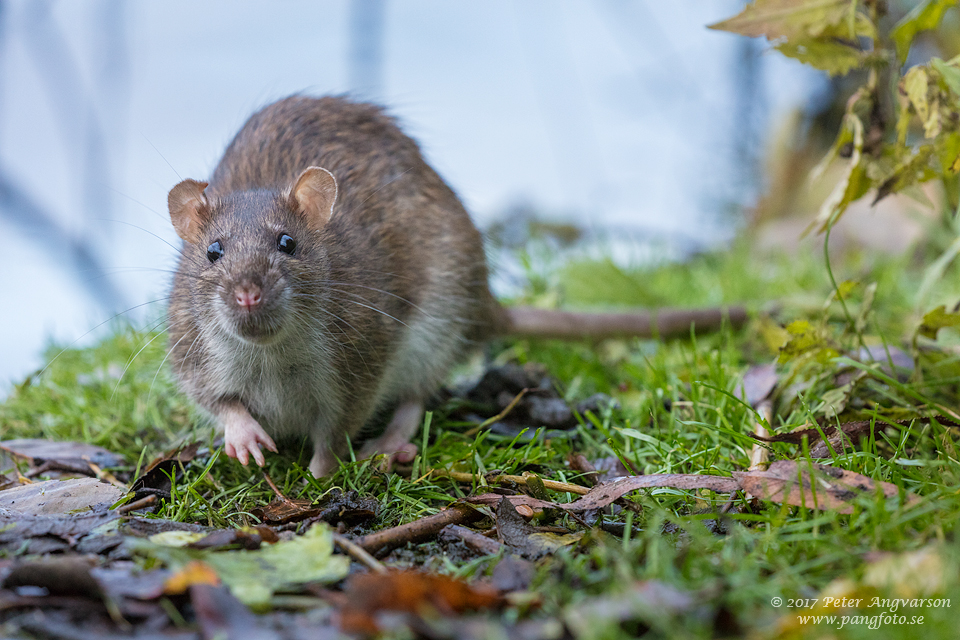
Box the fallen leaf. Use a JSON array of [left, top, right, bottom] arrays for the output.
[[336, 570, 503, 634], [148, 530, 207, 547], [733, 460, 917, 513], [562, 474, 740, 510], [130, 523, 349, 610], [188, 526, 277, 550], [164, 560, 221, 594], [495, 497, 579, 559], [0, 439, 124, 473], [0, 511, 119, 554], [736, 363, 778, 407], [129, 442, 201, 502], [0, 478, 126, 515], [250, 498, 321, 525], [468, 472, 740, 513]]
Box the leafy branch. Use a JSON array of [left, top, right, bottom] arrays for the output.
[[711, 0, 960, 230]]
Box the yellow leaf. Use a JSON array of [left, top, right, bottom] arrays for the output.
[[905, 67, 930, 124]]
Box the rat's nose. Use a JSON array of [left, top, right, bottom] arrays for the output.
[[235, 284, 262, 309]]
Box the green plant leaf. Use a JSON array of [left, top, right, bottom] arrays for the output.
[[873, 145, 937, 203], [813, 114, 869, 233], [708, 0, 870, 40], [931, 57, 960, 97], [936, 130, 960, 174], [891, 0, 959, 65], [775, 38, 864, 75], [918, 305, 960, 339]]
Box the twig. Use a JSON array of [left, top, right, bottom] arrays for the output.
[[262, 472, 290, 502], [749, 400, 772, 471], [85, 462, 127, 489], [431, 468, 590, 496], [440, 524, 505, 556], [354, 503, 483, 555], [333, 533, 387, 573], [116, 494, 157, 514]]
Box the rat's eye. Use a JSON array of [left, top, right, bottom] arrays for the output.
[[207, 241, 224, 263], [277, 234, 296, 255]]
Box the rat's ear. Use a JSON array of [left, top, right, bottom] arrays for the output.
[[168, 179, 210, 244], [291, 166, 338, 228]]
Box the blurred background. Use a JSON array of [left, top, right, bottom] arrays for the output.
[[0, 0, 845, 389]]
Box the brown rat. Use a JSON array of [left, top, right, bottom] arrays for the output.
[[168, 96, 504, 476], [166, 95, 745, 477]]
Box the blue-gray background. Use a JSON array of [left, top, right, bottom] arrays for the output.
[[0, 0, 823, 389]]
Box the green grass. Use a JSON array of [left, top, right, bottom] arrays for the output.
[[4, 233, 960, 637]]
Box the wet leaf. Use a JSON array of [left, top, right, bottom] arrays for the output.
[[148, 530, 207, 547]]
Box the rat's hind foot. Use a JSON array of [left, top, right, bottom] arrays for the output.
[[309, 444, 340, 478], [358, 400, 424, 463]]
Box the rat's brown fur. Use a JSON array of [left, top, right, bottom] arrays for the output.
[[167, 96, 504, 475]]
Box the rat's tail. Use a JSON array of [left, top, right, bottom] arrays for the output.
[[496, 305, 748, 340]]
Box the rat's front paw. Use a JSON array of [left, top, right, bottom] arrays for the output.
[[223, 411, 278, 467]]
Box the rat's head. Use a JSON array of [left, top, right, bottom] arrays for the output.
[[168, 166, 338, 345]]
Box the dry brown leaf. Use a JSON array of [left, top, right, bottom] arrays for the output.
[[562, 474, 740, 510], [733, 460, 918, 514], [337, 570, 503, 634], [468, 473, 739, 513]]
